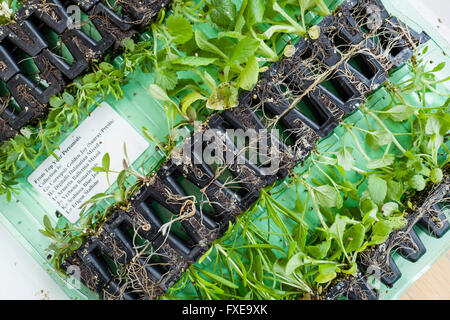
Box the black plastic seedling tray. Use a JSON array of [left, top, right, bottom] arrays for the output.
[[62, 0, 432, 298], [0, 0, 169, 143]]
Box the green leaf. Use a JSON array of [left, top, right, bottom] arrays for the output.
[[180, 91, 207, 115], [293, 196, 305, 214], [329, 215, 354, 255], [148, 84, 171, 101], [194, 29, 228, 60], [117, 170, 127, 187], [237, 55, 259, 90], [69, 238, 83, 251], [292, 220, 308, 250], [341, 262, 357, 274], [82, 73, 96, 84], [318, 263, 337, 275], [92, 166, 106, 173], [203, 70, 217, 91], [430, 168, 443, 183], [254, 254, 263, 281], [49, 96, 64, 108], [343, 223, 365, 252], [62, 92, 75, 106], [198, 269, 238, 289], [431, 62, 446, 73], [114, 189, 126, 202], [229, 37, 260, 66], [121, 37, 135, 51], [166, 15, 193, 44], [285, 252, 306, 275], [388, 215, 407, 229], [315, 272, 337, 284], [306, 240, 331, 259], [409, 174, 426, 191], [381, 105, 415, 122], [208, 0, 237, 30], [154, 68, 178, 91], [381, 202, 399, 216], [99, 62, 114, 73], [171, 56, 217, 66], [245, 0, 265, 27], [336, 146, 354, 171], [43, 215, 53, 232], [314, 185, 342, 209], [368, 175, 387, 204], [102, 153, 110, 171], [386, 180, 403, 202], [206, 82, 239, 110], [366, 154, 394, 169], [366, 129, 392, 150], [371, 220, 392, 244]]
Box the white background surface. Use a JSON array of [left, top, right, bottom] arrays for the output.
[[0, 0, 449, 300]]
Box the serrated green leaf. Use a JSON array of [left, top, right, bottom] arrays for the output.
[[409, 174, 426, 191], [99, 62, 114, 73], [366, 129, 392, 150], [430, 168, 443, 183], [371, 220, 392, 244], [166, 15, 193, 44], [366, 154, 395, 169], [208, 0, 237, 30], [154, 68, 178, 91]]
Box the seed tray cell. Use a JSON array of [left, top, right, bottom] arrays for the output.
[[16, 0, 70, 35], [418, 202, 450, 239]]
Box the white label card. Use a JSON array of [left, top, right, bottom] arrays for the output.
[[28, 102, 149, 223]]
